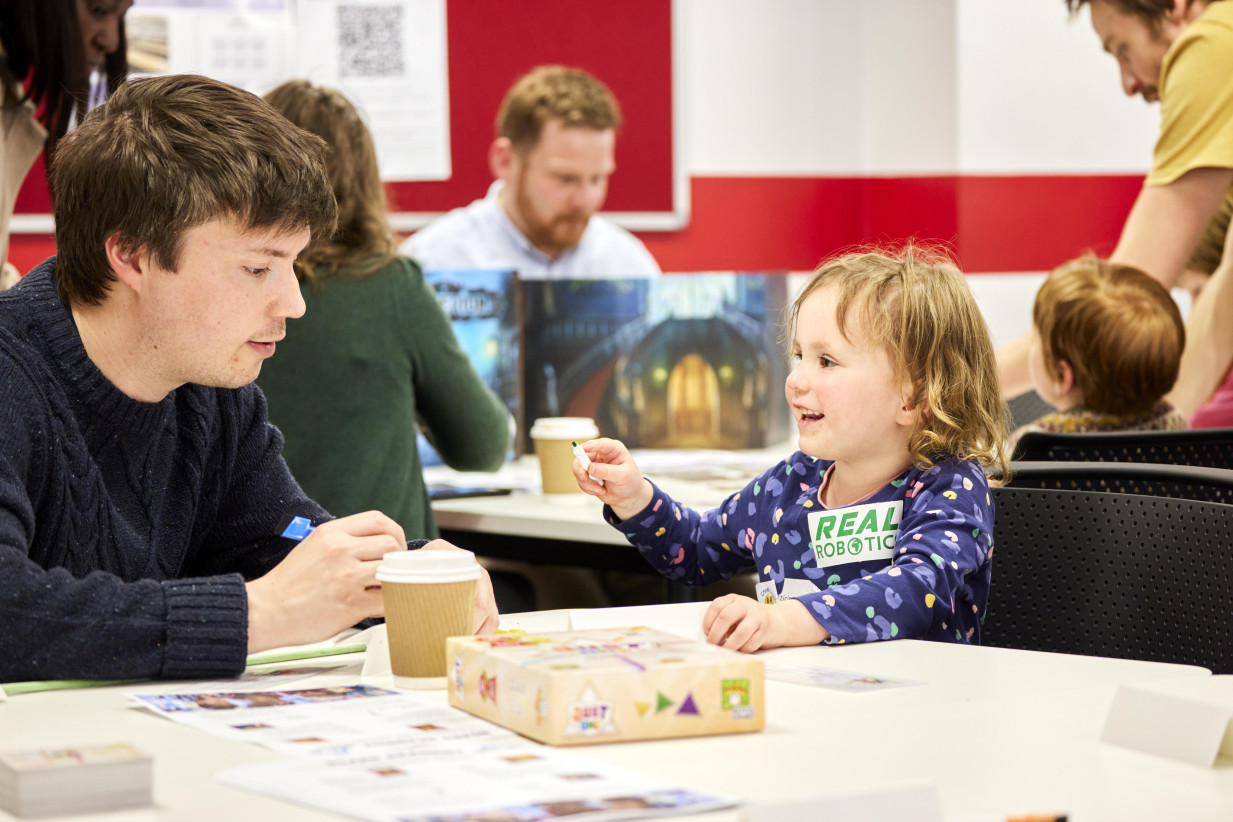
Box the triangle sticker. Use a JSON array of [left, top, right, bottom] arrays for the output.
[[677, 691, 700, 716], [655, 692, 674, 713], [634, 701, 650, 718]]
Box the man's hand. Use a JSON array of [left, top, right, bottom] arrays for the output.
[[571, 437, 654, 521], [246, 511, 406, 654], [702, 594, 829, 653], [419, 539, 500, 634]]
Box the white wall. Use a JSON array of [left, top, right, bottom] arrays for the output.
[[680, 0, 1172, 332], [684, 0, 865, 175], [683, 0, 1158, 175], [860, 0, 958, 173], [956, 0, 1157, 172]]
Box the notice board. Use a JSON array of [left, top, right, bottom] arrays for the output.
[[13, 0, 682, 232]]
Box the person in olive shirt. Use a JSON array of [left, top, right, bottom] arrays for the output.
[[258, 80, 510, 540], [1001, 0, 1233, 425]]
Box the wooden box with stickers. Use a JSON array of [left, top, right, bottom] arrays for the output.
[[446, 627, 765, 746]]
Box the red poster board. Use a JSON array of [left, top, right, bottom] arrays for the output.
[[14, 0, 677, 227]]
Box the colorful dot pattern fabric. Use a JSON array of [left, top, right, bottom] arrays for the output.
[[604, 453, 994, 645]]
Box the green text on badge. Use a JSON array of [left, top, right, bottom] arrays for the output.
[[807, 500, 902, 566]]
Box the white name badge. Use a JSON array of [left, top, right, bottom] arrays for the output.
[[756, 576, 821, 604], [807, 500, 902, 567]]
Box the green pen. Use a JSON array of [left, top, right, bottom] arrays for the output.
[[245, 643, 368, 667], [572, 441, 604, 487]]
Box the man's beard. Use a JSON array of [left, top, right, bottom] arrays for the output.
[[513, 180, 591, 256]]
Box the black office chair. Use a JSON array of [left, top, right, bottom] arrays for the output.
[[1006, 460, 1233, 505], [1013, 427, 1233, 468], [987, 485, 1233, 674], [1007, 390, 1054, 430]]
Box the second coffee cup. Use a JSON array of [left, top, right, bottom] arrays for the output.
[[528, 417, 600, 495]]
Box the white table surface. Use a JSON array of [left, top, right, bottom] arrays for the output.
[[0, 605, 1227, 822]]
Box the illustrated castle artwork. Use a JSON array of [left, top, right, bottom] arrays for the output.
[[522, 274, 790, 451]]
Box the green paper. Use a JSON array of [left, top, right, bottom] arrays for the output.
[[2, 678, 142, 696], [245, 643, 367, 667], [0, 644, 367, 697]]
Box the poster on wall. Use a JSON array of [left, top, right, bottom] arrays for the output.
[[520, 274, 792, 454], [127, 0, 451, 181], [294, 0, 451, 181], [128, 0, 292, 91]]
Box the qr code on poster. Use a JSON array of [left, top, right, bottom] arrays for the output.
[[337, 5, 405, 78]]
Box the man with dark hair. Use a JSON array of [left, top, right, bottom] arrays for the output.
[[0, 74, 497, 683], [1000, 0, 1233, 425], [400, 65, 660, 279]]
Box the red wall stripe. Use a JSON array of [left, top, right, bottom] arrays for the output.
[[7, 173, 1145, 277], [636, 174, 1144, 273], [955, 175, 1143, 272]]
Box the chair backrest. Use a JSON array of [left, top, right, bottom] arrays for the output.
[[988, 485, 1233, 673], [1007, 390, 1054, 430], [1013, 427, 1233, 468], [1007, 460, 1233, 505]]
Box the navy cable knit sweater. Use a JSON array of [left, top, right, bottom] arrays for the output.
[[0, 259, 370, 682]]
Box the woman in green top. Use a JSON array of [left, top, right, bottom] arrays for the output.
[[258, 80, 510, 539]]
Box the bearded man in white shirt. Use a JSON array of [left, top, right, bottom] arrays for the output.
[[399, 65, 660, 280]]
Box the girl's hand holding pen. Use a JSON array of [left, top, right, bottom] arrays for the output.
[[571, 437, 655, 520]]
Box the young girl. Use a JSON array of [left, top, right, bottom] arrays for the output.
[[573, 247, 1011, 652]]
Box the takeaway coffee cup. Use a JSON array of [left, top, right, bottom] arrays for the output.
[[529, 417, 600, 495], [377, 549, 480, 689]]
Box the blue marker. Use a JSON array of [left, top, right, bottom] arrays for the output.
[[281, 515, 316, 541]]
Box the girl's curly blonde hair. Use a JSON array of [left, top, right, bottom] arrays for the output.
[[788, 244, 1012, 479]]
